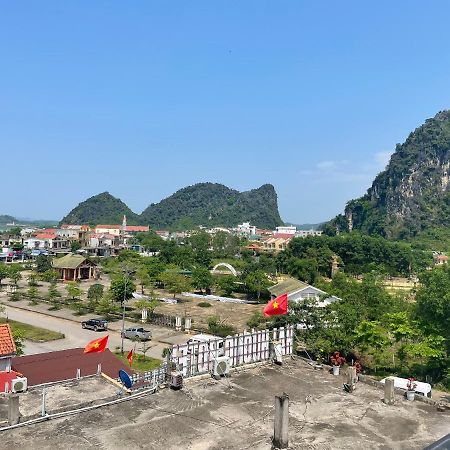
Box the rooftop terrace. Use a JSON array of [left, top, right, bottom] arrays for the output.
[[1, 359, 449, 449]]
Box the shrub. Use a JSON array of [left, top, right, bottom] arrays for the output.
[[207, 316, 236, 337], [198, 302, 212, 308]]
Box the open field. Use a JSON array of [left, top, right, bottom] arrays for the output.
[[150, 290, 261, 332], [0, 317, 65, 342]]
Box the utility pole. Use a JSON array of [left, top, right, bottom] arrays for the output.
[[120, 265, 135, 355]]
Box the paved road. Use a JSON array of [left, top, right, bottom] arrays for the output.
[[4, 304, 188, 360]]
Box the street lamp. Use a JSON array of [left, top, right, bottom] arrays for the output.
[[120, 266, 135, 354]]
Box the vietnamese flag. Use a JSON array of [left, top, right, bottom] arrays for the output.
[[263, 293, 288, 317], [84, 335, 109, 354], [127, 349, 133, 367]]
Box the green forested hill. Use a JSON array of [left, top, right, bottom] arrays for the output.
[[327, 110, 450, 239], [60, 192, 140, 226], [140, 183, 283, 229], [61, 183, 284, 229], [0, 215, 16, 224]]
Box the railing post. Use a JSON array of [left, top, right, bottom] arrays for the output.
[[273, 393, 289, 449]]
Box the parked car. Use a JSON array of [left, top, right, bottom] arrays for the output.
[[121, 327, 152, 341], [81, 318, 108, 331]]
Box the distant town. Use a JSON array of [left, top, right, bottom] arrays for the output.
[[0, 218, 322, 262]]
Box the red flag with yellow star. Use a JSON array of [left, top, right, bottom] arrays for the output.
[[83, 335, 109, 354], [127, 349, 133, 367], [263, 293, 288, 317]]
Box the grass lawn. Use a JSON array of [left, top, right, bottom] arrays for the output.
[[0, 318, 65, 342], [114, 351, 162, 372]]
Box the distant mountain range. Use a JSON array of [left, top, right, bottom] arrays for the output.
[[60, 183, 284, 230], [327, 110, 450, 239], [0, 215, 58, 228]]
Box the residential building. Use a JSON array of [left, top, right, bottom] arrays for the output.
[[433, 253, 448, 265], [269, 276, 340, 307], [274, 225, 297, 235], [262, 236, 293, 252], [236, 222, 257, 236], [295, 229, 323, 238], [12, 348, 133, 386], [0, 323, 21, 393]]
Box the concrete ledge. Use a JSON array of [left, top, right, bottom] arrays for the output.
[[358, 375, 450, 410]]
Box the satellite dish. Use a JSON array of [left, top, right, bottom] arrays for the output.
[[118, 369, 133, 389]]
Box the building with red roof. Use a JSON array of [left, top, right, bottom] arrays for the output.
[[12, 348, 134, 386], [0, 323, 19, 392]]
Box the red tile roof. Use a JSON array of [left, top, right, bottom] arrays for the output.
[[273, 234, 295, 240], [34, 233, 56, 240], [125, 226, 149, 232], [0, 324, 16, 357], [95, 225, 121, 229], [12, 348, 134, 386]]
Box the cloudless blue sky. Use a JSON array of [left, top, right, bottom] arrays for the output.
[[1, 1, 450, 224]]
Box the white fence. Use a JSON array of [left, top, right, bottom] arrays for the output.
[[171, 326, 294, 377]]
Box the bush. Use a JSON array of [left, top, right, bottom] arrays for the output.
[[207, 316, 236, 337], [198, 302, 212, 308]]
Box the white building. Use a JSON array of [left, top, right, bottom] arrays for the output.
[[295, 229, 323, 238], [236, 222, 257, 236], [269, 277, 340, 307], [274, 226, 297, 235]]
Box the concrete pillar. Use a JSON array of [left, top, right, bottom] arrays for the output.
[[347, 366, 357, 392], [8, 394, 20, 425], [384, 377, 395, 405], [175, 316, 182, 331], [184, 317, 192, 332], [273, 393, 289, 449]]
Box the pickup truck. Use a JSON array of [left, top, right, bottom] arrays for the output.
[[121, 327, 152, 341]]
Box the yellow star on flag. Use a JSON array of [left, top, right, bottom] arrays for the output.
[[93, 342, 100, 348], [273, 301, 279, 309]]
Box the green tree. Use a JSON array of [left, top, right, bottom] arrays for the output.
[[191, 267, 214, 293], [66, 281, 82, 301], [415, 266, 450, 343], [8, 266, 22, 287], [87, 283, 104, 310], [160, 272, 191, 298], [40, 269, 59, 283], [47, 281, 61, 308], [35, 255, 52, 273], [27, 286, 40, 304], [109, 276, 136, 304], [136, 266, 151, 295], [27, 273, 38, 287], [134, 297, 160, 321], [216, 275, 235, 296], [87, 283, 104, 302], [95, 296, 118, 318], [0, 265, 10, 287], [12, 328, 24, 355], [70, 241, 82, 252], [189, 231, 212, 267], [244, 270, 271, 301]]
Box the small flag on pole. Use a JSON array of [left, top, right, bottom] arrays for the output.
[[84, 335, 109, 354], [127, 349, 133, 367], [263, 293, 288, 317]]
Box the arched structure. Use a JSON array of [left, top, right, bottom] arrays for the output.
[[211, 263, 238, 277]]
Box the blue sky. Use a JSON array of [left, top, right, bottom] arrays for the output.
[[1, 1, 450, 224]]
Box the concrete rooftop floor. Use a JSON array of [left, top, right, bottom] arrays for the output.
[[1, 359, 449, 449]]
